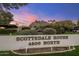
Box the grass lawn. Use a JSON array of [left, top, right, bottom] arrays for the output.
[[0, 46, 79, 56]]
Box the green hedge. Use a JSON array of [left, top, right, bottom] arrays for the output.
[[15, 30, 43, 35], [0, 29, 16, 35]]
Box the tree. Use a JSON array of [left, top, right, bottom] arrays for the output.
[[30, 20, 48, 30], [41, 20, 74, 33], [77, 19, 79, 27], [49, 20, 74, 33], [57, 20, 74, 32], [0, 3, 27, 25], [0, 11, 13, 24]]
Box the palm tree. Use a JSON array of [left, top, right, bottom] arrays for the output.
[[0, 3, 27, 12], [0, 3, 28, 34], [0, 3, 27, 25], [0, 11, 13, 24]]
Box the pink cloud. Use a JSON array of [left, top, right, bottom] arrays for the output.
[[11, 10, 37, 26]]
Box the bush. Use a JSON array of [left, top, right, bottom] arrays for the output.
[[16, 30, 43, 35], [43, 28, 56, 35], [56, 27, 65, 34], [29, 30, 43, 35], [0, 29, 15, 35]]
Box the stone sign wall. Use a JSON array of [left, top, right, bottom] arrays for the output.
[[0, 35, 79, 51]]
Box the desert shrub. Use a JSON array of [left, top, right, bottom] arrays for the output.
[[43, 28, 56, 35]]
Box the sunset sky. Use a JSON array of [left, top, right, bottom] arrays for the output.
[[10, 3, 79, 26]]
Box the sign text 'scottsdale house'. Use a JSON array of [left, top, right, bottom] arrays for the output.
[[16, 36, 68, 41]]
